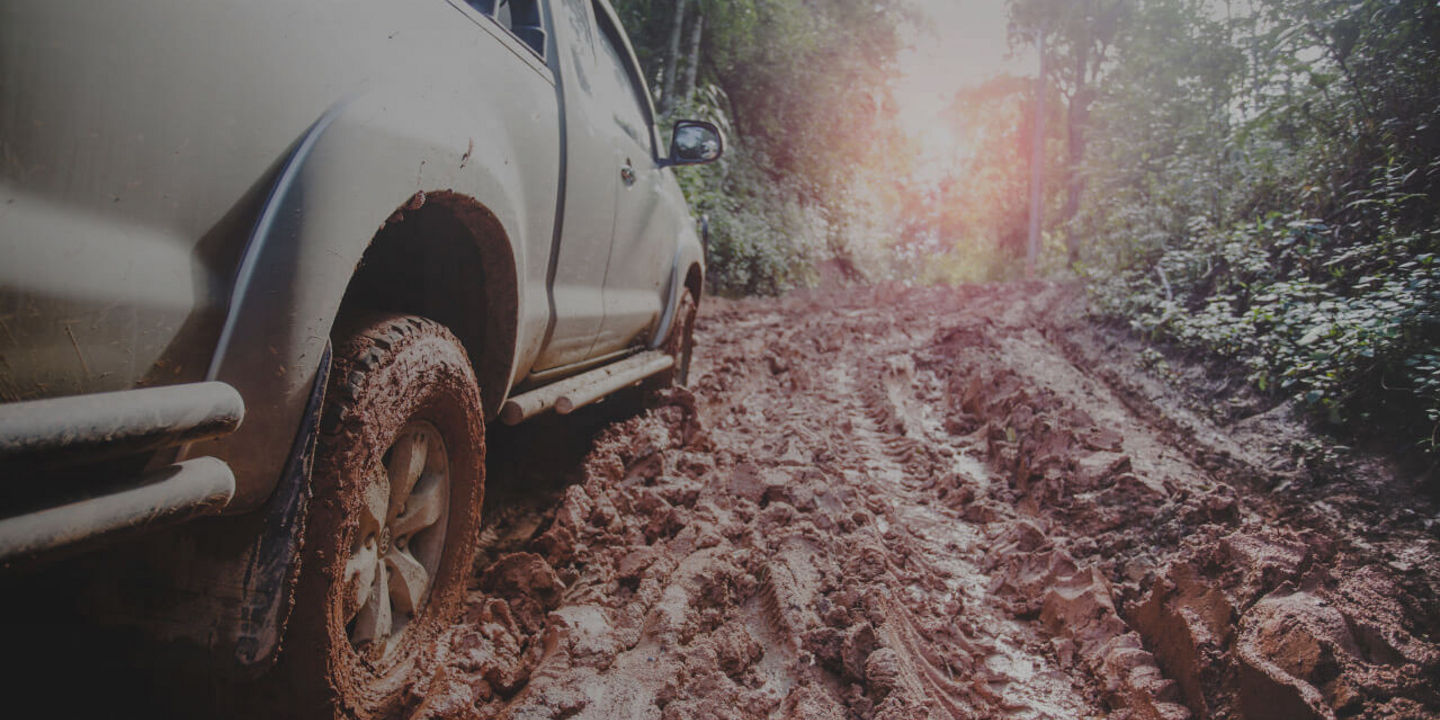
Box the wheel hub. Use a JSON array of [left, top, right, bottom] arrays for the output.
[[341, 420, 451, 659]]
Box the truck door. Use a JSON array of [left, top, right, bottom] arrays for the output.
[[588, 2, 670, 356], [531, 0, 617, 371]]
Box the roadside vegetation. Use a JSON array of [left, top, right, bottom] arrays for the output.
[[1073, 0, 1440, 458], [617, 0, 1439, 458], [614, 0, 917, 294]]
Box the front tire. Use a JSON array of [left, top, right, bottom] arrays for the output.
[[284, 314, 485, 719]]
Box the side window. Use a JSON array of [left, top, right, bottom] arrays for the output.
[[465, 0, 547, 57], [591, 4, 652, 151]]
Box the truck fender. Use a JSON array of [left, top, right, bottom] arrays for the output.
[[648, 245, 684, 350], [187, 91, 546, 514], [146, 91, 549, 674]]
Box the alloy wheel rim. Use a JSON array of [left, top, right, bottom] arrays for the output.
[[343, 420, 450, 660]]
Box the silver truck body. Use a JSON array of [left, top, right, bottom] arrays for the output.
[[1, 0, 705, 501], [0, 0, 708, 672]]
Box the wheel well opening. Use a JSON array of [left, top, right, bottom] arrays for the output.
[[335, 191, 518, 417]]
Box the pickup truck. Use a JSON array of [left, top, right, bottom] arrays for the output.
[[0, 0, 719, 714]]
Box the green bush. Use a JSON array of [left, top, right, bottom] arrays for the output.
[[1092, 209, 1440, 450]]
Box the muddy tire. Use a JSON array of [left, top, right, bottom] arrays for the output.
[[652, 288, 697, 389], [282, 314, 485, 719]]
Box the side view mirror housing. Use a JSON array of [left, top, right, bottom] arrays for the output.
[[662, 120, 724, 167]]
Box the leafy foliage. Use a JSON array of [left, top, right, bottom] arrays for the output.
[[613, 0, 912, 294], [1092, 212, 1440, 445], [611, 0, 1440, 452], [1079, 0, 1440, 452]]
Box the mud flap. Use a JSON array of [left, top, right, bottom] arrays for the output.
[[74, 344, 334, 679], [226, 342, 331, 672]]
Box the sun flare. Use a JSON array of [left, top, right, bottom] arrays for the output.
[[892, 0, 1032, 175]]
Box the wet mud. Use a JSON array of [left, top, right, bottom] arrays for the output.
[[395, 282, 1440, 719]]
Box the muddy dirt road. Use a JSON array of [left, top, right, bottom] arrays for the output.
[[13, 283, 1434, 718], [404, 282, 1439, 720]]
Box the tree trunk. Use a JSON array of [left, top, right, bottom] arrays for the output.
[[1062, 90, 1092, 266], [1025, 33, 1047, 279], [659, 0, 688, 116], [680, 13, 704, 107], [1062, 17, 1093, 267]]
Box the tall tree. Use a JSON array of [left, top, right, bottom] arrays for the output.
[[1009, 0, 1126, 265], [680, 12, 704, 106], [658, 0, 688, 115]]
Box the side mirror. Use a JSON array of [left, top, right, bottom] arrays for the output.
[[665, 120, 723, 167]]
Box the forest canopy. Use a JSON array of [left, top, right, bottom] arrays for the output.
[[615, 0, 1439, 454]]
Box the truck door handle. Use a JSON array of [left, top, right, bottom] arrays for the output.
[[620, 160, 636, 187]]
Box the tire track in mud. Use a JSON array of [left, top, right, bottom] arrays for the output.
[[920, 283, 1440, 720], [406, 283, 1438, 720], [706, 296, 1101, 718], [834, 356, 1096, 719]]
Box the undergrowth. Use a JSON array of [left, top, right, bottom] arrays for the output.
[[1091, 206, 1440, 456]]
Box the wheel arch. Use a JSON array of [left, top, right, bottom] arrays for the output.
[[190, 96, 545, 513], [334, 191, 519, 419]]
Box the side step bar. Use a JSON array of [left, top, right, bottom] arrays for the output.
[[0, 458, 235, 561], [500, 350, 674, 425], [0, 381, 244, 465], [0, 381, 245, 562]]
